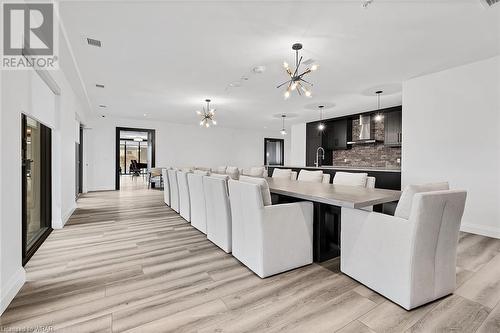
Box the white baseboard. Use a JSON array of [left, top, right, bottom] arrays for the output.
[[53, 204, 77, 229], [461, 223, 500, 239], [62, 204, 77, 227], [0, 267, 26, 315]]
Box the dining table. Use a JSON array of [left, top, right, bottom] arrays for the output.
[[266, 177, 401, 262]]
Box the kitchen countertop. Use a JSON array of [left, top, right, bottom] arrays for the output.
[[267, 165, 401, 173]]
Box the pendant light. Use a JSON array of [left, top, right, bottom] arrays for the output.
[[197, 99, 217, 128], [280, 114, 287, 136], [277, 43, 318, 99], [374, 90, 384, 122], [317, 105, 325, 131]]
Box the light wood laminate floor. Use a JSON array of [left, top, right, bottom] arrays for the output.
[[1, 177, 500, 332]]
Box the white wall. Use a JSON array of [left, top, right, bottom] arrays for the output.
[[402, 56, 500, 238], [290, 123, 306, 166], [87, 117, 290, 191], [0, 48, 88, 317]]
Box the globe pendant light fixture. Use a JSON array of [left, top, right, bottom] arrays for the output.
[[277, 43, 318, 99], [317, 105, 325, 131], [280, 114, 287, 136], [197, 99, 217, 128]]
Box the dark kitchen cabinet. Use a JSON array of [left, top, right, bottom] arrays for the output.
[[306, 122, 332, 167], [384, 110, 402, 146], [325, 119, 352, 150]]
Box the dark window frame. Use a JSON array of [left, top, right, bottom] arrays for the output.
[[115, 127, 156, 190], [264, 138, 285, 166]]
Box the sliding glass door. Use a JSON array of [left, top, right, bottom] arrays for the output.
[[22, 115, 52, 265]]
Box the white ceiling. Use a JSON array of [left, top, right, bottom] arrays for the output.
[[59, 0, 500, 130]]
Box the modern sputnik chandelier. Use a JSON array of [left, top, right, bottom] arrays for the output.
[[277, 43, 318, 99], [197, 99, 217, 128]]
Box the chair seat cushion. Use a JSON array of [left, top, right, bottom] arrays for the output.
[[298, 170, 324, 183], [272, 168, 292, 179], [395, 182, 450, 219], [333, 172, 368, 187], [239, 175, 272, 206]]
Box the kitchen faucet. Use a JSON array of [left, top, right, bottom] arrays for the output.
[[315, 147, 325, 167]]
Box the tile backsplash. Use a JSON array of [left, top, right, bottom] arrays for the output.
[[332, 117, 401, 169]]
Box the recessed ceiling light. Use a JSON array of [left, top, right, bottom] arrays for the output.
[[253, 66, 266, 74], [101, 115, 106, 118], [86, 37, 102, 47], [143, 113, 147, 117], [96, 84, 105, 88]]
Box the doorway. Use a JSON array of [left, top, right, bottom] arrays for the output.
[[75, 125, 83, 198], [115, 127, 156, 190], [22, 115, 52, 265], [264, 138, 284, 166]]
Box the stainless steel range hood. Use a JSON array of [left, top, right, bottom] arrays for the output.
[[347, 115, 377, 145]]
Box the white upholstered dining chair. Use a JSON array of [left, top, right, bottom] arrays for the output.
[[341, 182, 467, 310], [333, 172, 375, 210], [167, 169, 179, 213], [176, 170, 191, 222], [162, 168, 171, 206], [228, 177, 314, 278], [297, 169, 330, 184], [204, 174, 232, 253], [187, 171, 208, 233], [271, 168, 298, 181]]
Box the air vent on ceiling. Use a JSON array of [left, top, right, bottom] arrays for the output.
[[86, 38, 102, 47], [95, 84, 105, 88], [479, 0, 499, 7]]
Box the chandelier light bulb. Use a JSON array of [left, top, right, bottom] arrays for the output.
[[305, 90, 312, 97], [200, 120, 204, 126], [212, 120, 217, 125], [196, 110, 202, 115], [318, 123, 325, 131], [291, 82, 298, 90], [374, 114, 383, 122], [280, 129, 287, 136], [311, 64, 319, 71], [284, 90, 291, 99], [283, 61, 289, 69], [205, 122, 210, 128]]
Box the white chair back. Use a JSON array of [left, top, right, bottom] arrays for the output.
[[162, 168, 170, 206], [204, 175, 232, 253], [167, 169, 179, 213], [228, 180, 265, 271], [297, 170, 324, 183], [408, 190, 467, 305], [322, 174, 331, 184], [271, 168, 292, 179], [187, 173, 207, 233], [332, 172, 368, 187], [177, 171, 191, 222], [366, 176, 376, 188]]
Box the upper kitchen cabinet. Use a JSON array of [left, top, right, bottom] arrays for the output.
[[306, 122, 332, 166], [325, 119, 352, 150], [384, 109, 402, 146]]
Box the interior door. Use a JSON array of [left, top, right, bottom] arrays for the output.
[[22, 115, 52, 265]]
